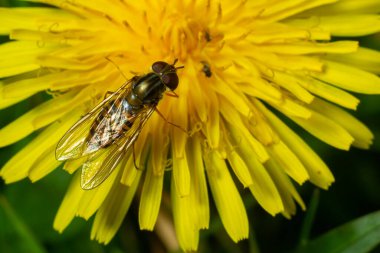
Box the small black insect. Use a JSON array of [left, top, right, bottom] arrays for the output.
[[201, 61, 212, 78], [205, 31, 212, 42], [56, 60, 184, 189]]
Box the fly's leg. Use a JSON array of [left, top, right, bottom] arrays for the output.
[[103, 91, 116, 99], [165, 90, 179, 98], [132, 142, 144, 171], [154, 108, 189, 136], [130, 71, 139, 76]]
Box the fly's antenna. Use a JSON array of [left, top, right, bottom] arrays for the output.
[[172, 58, 184, 70], [105, 56, 129, 81]]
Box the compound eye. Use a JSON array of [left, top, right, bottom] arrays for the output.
[[152, 61, 169, 74], [162, 73, 179, 90]]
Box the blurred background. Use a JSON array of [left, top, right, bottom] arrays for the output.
[[1, 0, 380, 252]]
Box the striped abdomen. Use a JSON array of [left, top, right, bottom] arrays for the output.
[[86, 96, 137, 152]]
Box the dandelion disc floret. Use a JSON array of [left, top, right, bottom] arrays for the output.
[[1, 0, 380, 251]]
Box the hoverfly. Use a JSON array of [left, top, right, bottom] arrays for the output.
[[56, 60, 184, 190]]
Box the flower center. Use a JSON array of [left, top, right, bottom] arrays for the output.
[[159, 11, 223, 62], [160, 14, 206, 59]]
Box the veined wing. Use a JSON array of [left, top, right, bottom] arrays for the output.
[[84, 92, 133, 155], [55, 81, 131, 161], [81, 106, 155, 190]]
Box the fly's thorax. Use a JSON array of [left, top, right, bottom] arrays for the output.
[[125, 92, 142, 107], [132, 73, 166, 104]]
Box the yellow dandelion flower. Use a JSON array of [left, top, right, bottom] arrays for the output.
[[1, 0, 380, 251]]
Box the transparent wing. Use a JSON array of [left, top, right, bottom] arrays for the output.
[[55, 81, 131, 161], [84, 90, 133, 155], [80, 106, 155, 190]]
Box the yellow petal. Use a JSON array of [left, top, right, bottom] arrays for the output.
[[244, 155, 284, 215], [3, 67, 111, 98], [258, 0, 337, 18], [265, 158, 305, 218], [205, 87, 220, 148], [248, 23, 330, 43], [255, 100, 334, 189], [0, 41, 59, 78], [260, 41, 358, 55], [270, 97, 312, 119], [0, 89, 88, 147], [54, 172, 84, 232], [172, 154, 190, 197], [139, 159, 164, 231], [186, 136, 209, 229], [309, 98, 374, 149], [227, 151, 253, 188], [63, 157, 86, 174], [36, 55, 101, 70], [259, 0, 338, 22], [227, 121, 269, 164], [240, 79, 283, 104], [169, 137, 210, 251], [171, 176, 199, 251], [120, 124, 151, 187], [170, 78, 189, 158], [0, 81, 32, 109], [324, 47, 380, 74], [267, 141, 310, 185], [242, 45, 324, 72], [306, 77, 359, 110], [232, 58, 283, 101], [0, 111, 80, 182], [297, 1, 380, 15], [28, 146, 61, 182], [0, 7, 80, 34], [220, 98, 269, 163], [312, 60, 380, 94], [284, 104, 354, 150], [134, 128, 151, 169], [91, 171, 142, 244], [76, 164, 120, 220], [185, 60, 208, 123], [214, 76, 251, 117], [204, 151, 249, 242], [150, 116, 169, 176], [2, 75, 50, 99], [318, 15, 380, 37], [272, 71, 314, 104], [246, 106, 279, 146], [120, 155, 138, 187]]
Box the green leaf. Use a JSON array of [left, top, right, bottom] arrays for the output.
[[298, 189, 320, 246], [295, 210, 380, 253], [0, 195, 47, 253]]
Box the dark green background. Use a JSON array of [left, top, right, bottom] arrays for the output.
[[1, 0, 380, 252]]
